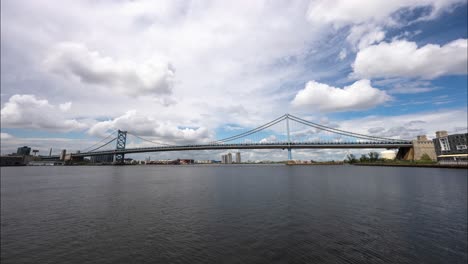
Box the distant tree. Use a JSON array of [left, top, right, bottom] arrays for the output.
[[360, 154, 369, 162], [420, 153, 432, 161], [346, 154, 357, 164], [368, 152, 380, 162]]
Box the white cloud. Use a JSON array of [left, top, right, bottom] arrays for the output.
[[0, 132, 14, 140], [338, 49, 347, 60], [59, 102, 72, 111], [224, 125, 245, 131], [307, 0, 464, 28], [346, 24, 385, 50], [1, 1, 467, 161], [43, 42, 175, 97], [0, 0, 329, 123], [88, 110, 214, 145], [1, 94, 88, 132], [389, 81, 437, 94], [260, 135, 277, 143], [339, 108, 468, 139], [291, 80, 391, 112], [353, 38, 468, 79]]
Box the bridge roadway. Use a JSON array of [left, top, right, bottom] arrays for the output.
[[69, 141, 413, 157]]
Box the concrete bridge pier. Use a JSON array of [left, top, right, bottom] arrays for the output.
[[396, 135, 437, 161], [396, 147, 413, 160]]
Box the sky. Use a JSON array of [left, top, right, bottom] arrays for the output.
[[1, 0, 467, 161]]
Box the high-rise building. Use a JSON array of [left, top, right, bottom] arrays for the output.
[[60, 149, 67, 161], [16, 146, 31, 156], [235, 152, 241, 163], [221, 153, 234, 164]]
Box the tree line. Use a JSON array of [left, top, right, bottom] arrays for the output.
[[346, 152, 432, 163], [345, 152, 380, 164]]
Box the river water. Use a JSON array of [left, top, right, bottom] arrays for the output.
[[1, 165, 467, 264]]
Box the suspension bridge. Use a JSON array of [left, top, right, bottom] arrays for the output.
[[46, 114, 413, 162]]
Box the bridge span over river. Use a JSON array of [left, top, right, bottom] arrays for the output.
[[43, 114, 415, 162]]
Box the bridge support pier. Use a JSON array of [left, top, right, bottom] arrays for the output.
[[114, 130, 127, 164], [396, 147, 413, 160], [286, 114, 293, 160]]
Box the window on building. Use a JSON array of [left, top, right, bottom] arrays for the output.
[[456, 145, 467, 150], [439, 137, 450, 151]]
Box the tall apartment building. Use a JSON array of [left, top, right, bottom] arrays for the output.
[[235, 152, 241, 163], [221, 153, 233, 164]]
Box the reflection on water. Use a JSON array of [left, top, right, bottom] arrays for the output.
[[1, 165, 467, 264]]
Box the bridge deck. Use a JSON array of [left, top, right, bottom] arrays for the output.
[[70, 142, 413, 157]]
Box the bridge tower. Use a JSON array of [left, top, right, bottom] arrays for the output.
[[114, 130, 127, 164], [286, 114, 292, 160]]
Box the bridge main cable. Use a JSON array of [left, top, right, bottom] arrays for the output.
[[126, 132, 175, 146], [79, 129, 118, 152], [85, 137, 117, 153], [288, 114, 409, 142], [213, 114, 287, 143]]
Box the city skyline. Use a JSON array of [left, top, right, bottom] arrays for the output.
[[1, 0, 467, 161]]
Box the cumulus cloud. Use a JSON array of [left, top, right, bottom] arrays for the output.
[[0, 94, 87, 131], [2, 0, 326, 123], [1, 1, 467, 161], [291, 80, 391, 112], [88, 110, 214, 145], [44, 42, 175, 97], [307, 0, 464, 28], [353, 39, 468, 79]]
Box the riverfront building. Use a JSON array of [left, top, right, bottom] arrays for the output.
[[90, 154, 115, 163], [235, 152, 241, 163], [17, 146, 31, 156], [433, 131, 468, 164], [0, 156, 25, 166], [221, 153, 234, 164]]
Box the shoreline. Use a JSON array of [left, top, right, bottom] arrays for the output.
[[354, 163, 467, 169]]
